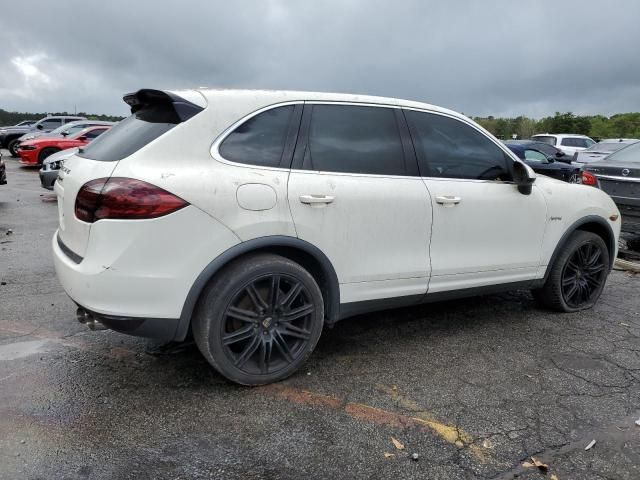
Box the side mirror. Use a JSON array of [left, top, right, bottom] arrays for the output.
[[77, 136, 88, 141], [513, 161, 536, 195], [36, 124, 43, 130], [61, 131, 69, 137], [555, 152, 564, 158]]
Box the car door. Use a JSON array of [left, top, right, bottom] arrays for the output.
[[287, 103, 432, 304], [404, 109, 547, 293]]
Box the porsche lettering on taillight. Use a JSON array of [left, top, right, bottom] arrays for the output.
[[74, 177, 188, 223]]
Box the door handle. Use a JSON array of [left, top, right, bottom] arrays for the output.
[[435, 195, 461, 206], [299, 194, 335, 205]]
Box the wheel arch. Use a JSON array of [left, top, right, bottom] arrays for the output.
[[541, 215, 616, 284], [174, 236, 340, 341]]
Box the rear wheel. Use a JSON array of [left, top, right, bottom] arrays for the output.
[[193, 253, 324, 385], [38, 147, 60, 164], [532, 230, 609, 312], [8, 139, 21, 157]]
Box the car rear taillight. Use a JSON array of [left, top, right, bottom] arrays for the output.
[[581, 171, 598, 187], [75, 177, 188, 223]]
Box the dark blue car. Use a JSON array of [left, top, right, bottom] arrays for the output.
[[505, 141, 581, 183]]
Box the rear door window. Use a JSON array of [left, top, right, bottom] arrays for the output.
[[219, 105, 295, 168], [302, 104, 407, 176]]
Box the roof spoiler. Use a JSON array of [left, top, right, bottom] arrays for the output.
[[122, 89, 203, 122]]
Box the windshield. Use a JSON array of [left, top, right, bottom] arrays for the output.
[[603, 141, 640, 163]]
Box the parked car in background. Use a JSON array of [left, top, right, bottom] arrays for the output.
[[0, 120, 37, 129], [531, 134, 596, 155], [17, 126, 111, 166], [583, 141, 640, 234], [0, 152, 6, 186], [504, 141, 581, 182], [0, 115, 86, 157], [572, 138, 639, 165], [39, 148, 78, 190], [19, 120, 115, 142], [53, 88, 620, 385]]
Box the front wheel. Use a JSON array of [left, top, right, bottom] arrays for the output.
[[38, 147, 60, 164], [192, 253, 324, 385], [532, 230, 609, 312], [8, 139, 21, 157]]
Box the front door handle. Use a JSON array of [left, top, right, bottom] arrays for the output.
[[435, 195, 462, 206], [299, 194, 335, 206]]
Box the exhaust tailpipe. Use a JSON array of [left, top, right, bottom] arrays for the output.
[[76, 307, 108, 331]]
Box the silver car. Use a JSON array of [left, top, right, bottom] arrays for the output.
[[19, 120, 114, 142], [573, 138, 639, 165], [39, 148, 78, 190]]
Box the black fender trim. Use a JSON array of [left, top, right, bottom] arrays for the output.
[[174, 236, 340, 341], [536, 215, 616, 287]]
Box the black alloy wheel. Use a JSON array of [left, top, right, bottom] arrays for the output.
[[193, 253, 324, 385], [221, 273, 315, 375], [532, 230, 610, 312], [560, 241, 607, 308]]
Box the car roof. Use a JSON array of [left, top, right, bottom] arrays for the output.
[[189, 88, 465, 119], [532, 133, 591, 138]]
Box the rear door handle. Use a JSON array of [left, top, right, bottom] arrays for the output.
[[435, 195, 461, 206], [299, 194, 335, 205]]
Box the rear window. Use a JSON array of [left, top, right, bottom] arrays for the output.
[[604, 141, 640, 163], [561, 137, 591, 148], [533, 135, 556, 145], [79, 104, 178, 161]]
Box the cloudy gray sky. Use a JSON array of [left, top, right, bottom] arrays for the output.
[[1, 0, 639, 118]]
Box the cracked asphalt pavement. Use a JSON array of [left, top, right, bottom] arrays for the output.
[[1, 154, 640, 479]]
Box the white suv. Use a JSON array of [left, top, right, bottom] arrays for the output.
[[531, 133, 596, 155], [53, 89, 620, 385]]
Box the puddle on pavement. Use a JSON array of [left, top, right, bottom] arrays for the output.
[[0, 340, 49, 361]]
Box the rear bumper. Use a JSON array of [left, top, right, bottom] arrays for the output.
[[51, 206, 240, 339], [76, 304, 180, 340]]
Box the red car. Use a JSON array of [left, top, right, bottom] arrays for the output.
[[17, 126, 111, 166]]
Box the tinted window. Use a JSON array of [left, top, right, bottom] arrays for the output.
[[79, 104, 179, 161], [533, 135, 557, 145], [561, 137, 591, 148], [604, 141, 640, 163], [84, 128, 108, 139], [305, 105, 405, 175], [64, 118, 80, 124], [406, 110, 512, 181], [524, 149, 547, 162], [532, 143, 559, 156], [39, 119, 62, 130], [219, 105, 294, 167]]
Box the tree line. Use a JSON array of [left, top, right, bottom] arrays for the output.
[[474, 112, 640, 141], [0, 108, 125, 126]]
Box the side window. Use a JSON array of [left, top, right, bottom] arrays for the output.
[[219, 105, 295, 167], [304, 105, 406, 175], [84, 128, 108, 139], [39, 119, 62, 130], [524, 149, 547, 162], [64, 118, 78, 124], [406, 110, 512, 181], [561, 137, 590, 148]]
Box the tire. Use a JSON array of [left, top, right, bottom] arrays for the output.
[[192, 253, 324, 385], [8, 139, 21, 157], [532, 230, 609, 312], [38, 147, 60, 164]]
